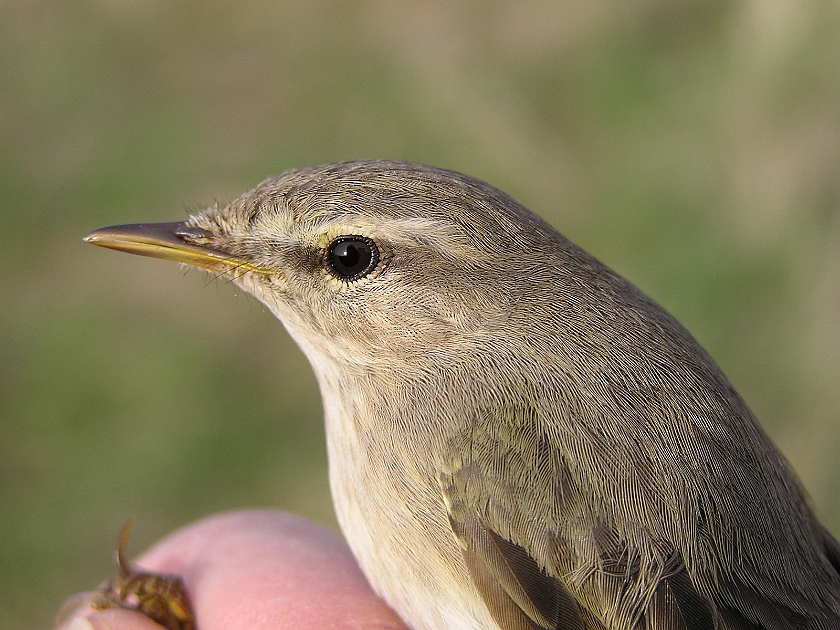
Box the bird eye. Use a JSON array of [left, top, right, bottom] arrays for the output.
[[326, 236, 380, 281]]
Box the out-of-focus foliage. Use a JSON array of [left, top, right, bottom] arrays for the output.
[[1, 2, 838, 628]]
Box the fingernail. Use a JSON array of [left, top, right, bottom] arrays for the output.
[[67, 617, 96, 630]]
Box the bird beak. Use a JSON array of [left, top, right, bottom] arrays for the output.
[[84, 221, 256, 272]]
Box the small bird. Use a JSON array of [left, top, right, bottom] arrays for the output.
[[86, 160, 840, 630]]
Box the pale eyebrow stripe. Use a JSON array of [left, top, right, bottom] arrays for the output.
[[230, 207, 492, 266], [313, 215, 485, 260]]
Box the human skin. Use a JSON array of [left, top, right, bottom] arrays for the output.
[[57, 510, 409, 630]]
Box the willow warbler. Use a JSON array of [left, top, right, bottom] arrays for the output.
[[86, 160, 840, 630]]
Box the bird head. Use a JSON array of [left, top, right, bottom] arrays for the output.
[[86, 160, 593, 379]]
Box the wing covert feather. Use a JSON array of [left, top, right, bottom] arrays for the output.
[[437, 403, 840, 630]]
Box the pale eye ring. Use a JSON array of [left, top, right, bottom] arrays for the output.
[[325, 236, 380, 281]]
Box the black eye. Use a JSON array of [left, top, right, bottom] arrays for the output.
[[326, 236, 380, 281]]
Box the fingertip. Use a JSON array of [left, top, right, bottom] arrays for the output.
[[133, 510, 410, 630], [65, 617, 96, 630], [62, 610, 166, 630]]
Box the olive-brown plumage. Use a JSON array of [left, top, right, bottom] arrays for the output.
[[86, 160, 840, 630]]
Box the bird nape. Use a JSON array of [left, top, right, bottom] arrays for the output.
[[85, 160, 840, 630]]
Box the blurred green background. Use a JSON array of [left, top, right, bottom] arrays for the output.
[[1, 1, 839, 628]]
